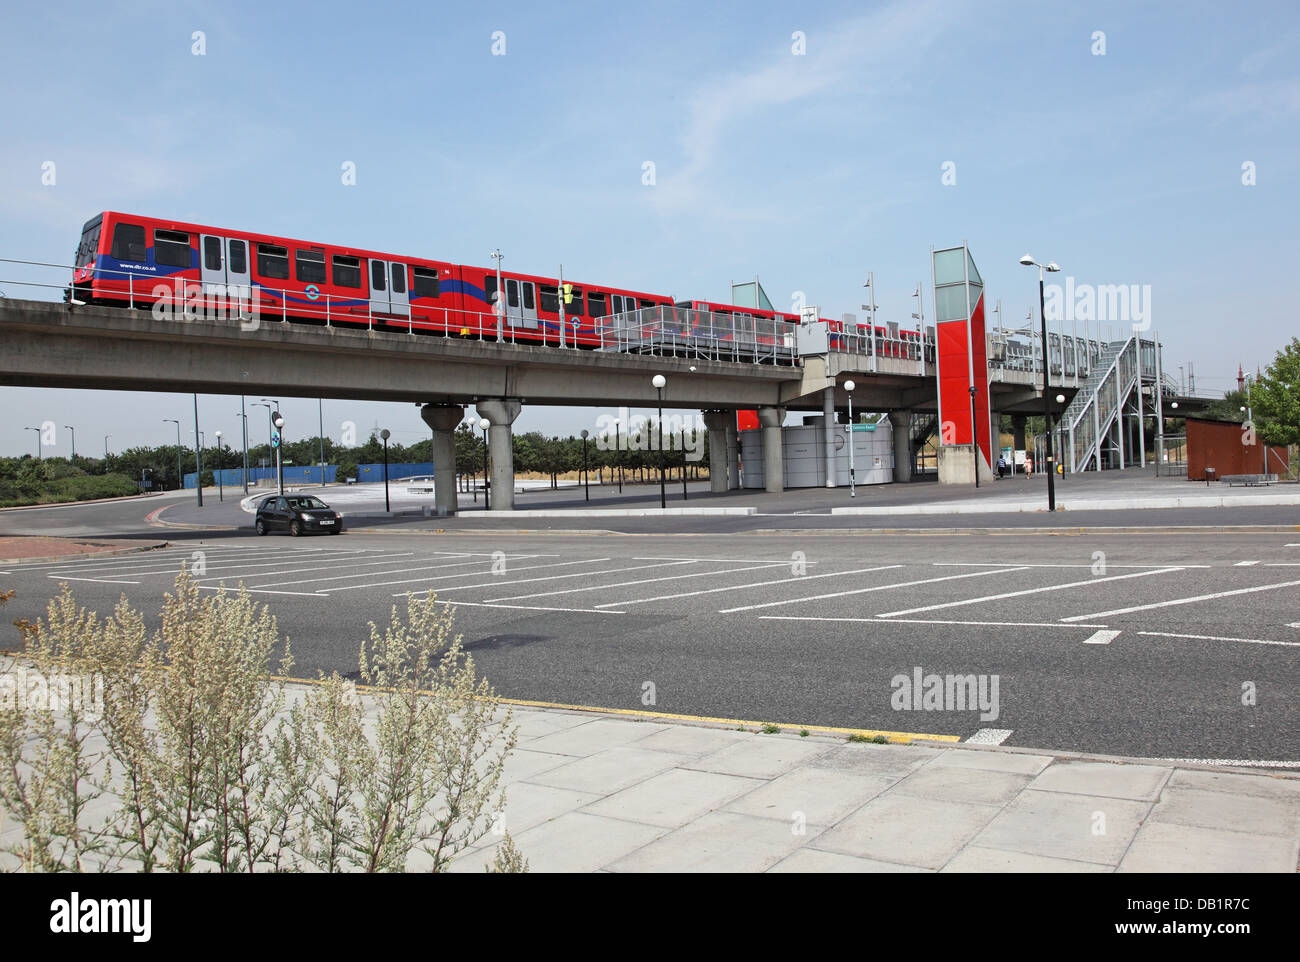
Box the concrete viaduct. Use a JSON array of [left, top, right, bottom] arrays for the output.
[[0, 298, 1060, 512]]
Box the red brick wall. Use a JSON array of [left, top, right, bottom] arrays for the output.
[[1186, 417, 1289, 480]]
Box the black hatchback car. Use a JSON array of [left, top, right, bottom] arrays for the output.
[[254, 495, 343, 536]]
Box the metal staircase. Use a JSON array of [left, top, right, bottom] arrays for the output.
[[1060, 335, 1146, 472]]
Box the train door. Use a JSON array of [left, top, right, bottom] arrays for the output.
[[505, 278, 538, 329], [200, 235, 251, 313], [369, 259, 410, 318]]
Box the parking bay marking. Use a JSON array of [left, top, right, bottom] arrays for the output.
[[320, 557, 614, 594], [248, 554, 542, 589], [758, 616, 1110, 630], [599, 564, 906, 609], [1136, 630, 1300, 649], [878, 567, 1184, 619], [406, 560, 703, 600], [1061, 577, 1300, 623], [495, 562, 792, 604], [718, 566, 1027, 614]]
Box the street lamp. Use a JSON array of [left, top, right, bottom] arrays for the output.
[[1019, 254, 1062, 511], [273, 414, 285, 495], [24, 427, 41, 459], [580, 429, 590, 501], [163, 419, 182, 491], [479, 418, 491, 510], [104, 435, 111, 462], [64, 425, 76, 460], [235, 408, 249, 494], [652, 374, 667, 509], [969, 385, 979, 488], [489, 249, 504, 342], [380, 428, 391, 512], [193, 394, 203, 508], [1054, 394, 1066, 481], [214, 430, 224, 501], [844, 379, 857, 498]]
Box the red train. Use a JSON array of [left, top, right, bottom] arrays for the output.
[[68, 210, 926, 363]]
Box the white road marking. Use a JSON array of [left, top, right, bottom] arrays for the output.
[[1136, 630, 1300, 649], [324, 557, 612, 593], [198, 586, 327, 597], [50, 576, 140, 585], [594, 563, 905, 609], [758, 616, 1109, 629], [492, 563, 788, 603], [1082, 629, 1121, 645], [42, 547, 376, 576], [185, 552, 426, 580], [1158, 758, 1300, 769], [250, 555, 519, 588], [966, 729, 1013, 745], [1234, 560, 1260, 566], [935, 562, 1212, 569], [718, 566, 1022, 614], [1061, 577, 1300, 622], [633, 556, 820, 564], [411, 597, 626, 615], [880, 567, 1183, 619]]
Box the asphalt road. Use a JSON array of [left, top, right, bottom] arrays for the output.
[[3, 510, 1298, 765]]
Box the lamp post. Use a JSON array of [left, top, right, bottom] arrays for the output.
[[652, 375, 666, 509], [1019, 254, 1061, 511], [240, 396, 249, 494], [580, 429, 590, 501], [64, 425, 76, 461], [193, 393, 203, 507], [616, 416, 624, 493], [24, 427, 40, 460], [380, 428, 391, 511], [273, 414, 285, 495], [969, 385, 979, 488], [479, 418, 491, 510], [214, 430, 224, 501], [104, 435, 110, 463], [1054, 394, 1066, 481], [844, 379, 856, 498], [489, 249, 504, 342], [254, 400, 276, 487], [163, 419, 182, 491]]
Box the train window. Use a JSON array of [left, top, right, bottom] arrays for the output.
[[332, 255, 361, 288], [521, 282, 534, 310], [203, 237, 223, 271], [539, 284, 559, 313], [484, 274, 498, 309], [110, 224, 147, 262], [76, 216, 102, 265], [257, 244, 289, 279], [412, 267, 439, 298], [588, 292, 607, 318], [228, 240, 247, 274], [638, 299, 655, 310], [566, 287, 583, 316], [506, 279, 519, 308], [370, 259, 386, 292], [295, 249, 326, 284], [154, 230, 192, 268], [390, 263, 406, 294]]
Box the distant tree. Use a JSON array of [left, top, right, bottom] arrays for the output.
[[1254, 337, 1300, 446]]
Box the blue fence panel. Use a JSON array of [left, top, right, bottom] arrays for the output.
[[185, 463, 438, 489]]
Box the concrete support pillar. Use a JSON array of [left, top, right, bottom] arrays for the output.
[[757, 406, 785, 494], [474, 399, 521, 510], [726, 418, 741, 489], [889, 410, 912, 483], [420, 403, 465, 515], [823, 387, 836, 487], [1012, 415, 1027, 454], [702, 410, 731, 494]]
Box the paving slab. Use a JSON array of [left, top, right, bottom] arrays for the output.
[[725, 767, 894, 826], [768, 849, 932, 873], [1028, 760, 1172, 802], [1166, 768, 1300, 802], [941, 847, 1112, 873], [1118, 821, 1300, 873], [525, 746, 691, 795], [606, 811, 813, 873], [810, 793, 1002, 869], [633, 725, 755, 757], [581, 768, 763, 828], [521, 718, 670, 756], [456, 811, 668, 873], [684, 734, 834, 779], [807, 742, 945, 778], [924, 747, 1054, 776], [1148, 787, 1300, 838], [890, 764, 1032, 807], [969, 789, 1151, 866]]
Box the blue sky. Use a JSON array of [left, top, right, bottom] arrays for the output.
[[2, 0, 1297, 456]]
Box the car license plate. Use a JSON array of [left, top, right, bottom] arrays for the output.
[[320, 519, 335, 525]]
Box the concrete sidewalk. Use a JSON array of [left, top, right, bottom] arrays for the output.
[[450, 706, 1300, 873]]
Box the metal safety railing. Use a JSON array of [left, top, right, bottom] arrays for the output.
[[0, 258, 799, 365]]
